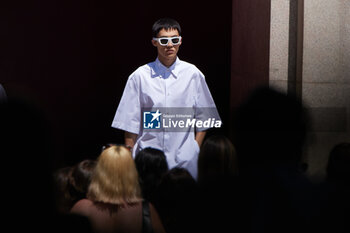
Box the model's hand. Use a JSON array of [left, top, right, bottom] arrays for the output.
[[125, 131, 137, 151], [195, 131, 206, 148]]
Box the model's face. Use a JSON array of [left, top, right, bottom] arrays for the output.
[[152, 28, 182, 64]]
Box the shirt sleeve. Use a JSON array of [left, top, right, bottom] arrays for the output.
[[194, 71, 221, 131], [111, 74, 141, 134]]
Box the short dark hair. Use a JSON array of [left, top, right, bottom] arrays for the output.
[[152, 18, 181, 38]]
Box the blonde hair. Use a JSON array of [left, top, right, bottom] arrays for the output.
[[87, 145, 142, 204]]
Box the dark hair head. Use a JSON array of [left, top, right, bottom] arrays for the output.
[[327, 142, 350, 183], [152, 18, 181, 38], [157, 167, 197, 195], [70, 159, 96, 197], [53, 166, 75, 213], [153, 168, 198, 233], [233, 86, 308, 166], [135, 147, 169, 201], [198, 135, 238, 184], [154, 167, 197, 208]]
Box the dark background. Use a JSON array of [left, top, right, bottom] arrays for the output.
[[1, 0, 232, 168]]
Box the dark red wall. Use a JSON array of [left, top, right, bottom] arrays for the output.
[[230, 0, 271, 137]]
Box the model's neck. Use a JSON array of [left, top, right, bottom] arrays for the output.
[[158, 56, 176, 68]]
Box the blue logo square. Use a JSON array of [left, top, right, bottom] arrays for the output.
[[143, 110, 162, 129]]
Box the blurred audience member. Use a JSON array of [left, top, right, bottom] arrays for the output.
[[319, 142, 350, 233], [135, 147, 169, 203], [327, 142, 350, 185], [197, 135, 238, 185], [153, 167, 199, 233], [70, 159, 96, 200], [53, 159, 96, 214], [53, 166, 75, 213], [232, 86, 317, 233], [71, 145, 166, 233], [197, 135, 239, 233], [0, 99, 55, 231], [233, 87, 308, 168]]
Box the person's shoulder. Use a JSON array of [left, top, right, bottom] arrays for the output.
[[137, 62, 154, 73], [178, 59, 204, 77], [71, 199, 94, 213], [148, 202, 167, 233], [129, 62, 154, 79], [178, 59, 197, 69]]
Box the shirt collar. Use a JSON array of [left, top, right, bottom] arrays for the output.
[[154, 57, 180, 79]]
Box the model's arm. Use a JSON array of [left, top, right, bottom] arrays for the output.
[[125, 131, 137, 151], [195, 131, 206, 147]]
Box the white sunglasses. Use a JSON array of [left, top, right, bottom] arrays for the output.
[[153, 36, 182, 46]]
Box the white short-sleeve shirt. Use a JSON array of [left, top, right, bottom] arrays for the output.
[[112, 57, 220, 178]]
